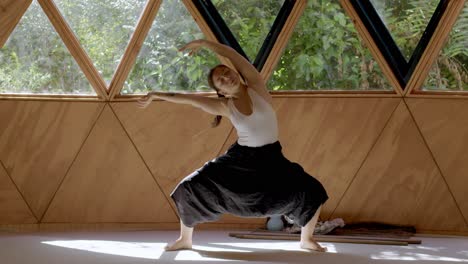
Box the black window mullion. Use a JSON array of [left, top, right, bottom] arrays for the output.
[[351, 0, 408, 89], [192, 0, 250, 62], [253, 0, 296, 71], [405, 0, 448, 83]]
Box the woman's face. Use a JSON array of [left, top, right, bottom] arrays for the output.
[[212, 66, 241, 96]]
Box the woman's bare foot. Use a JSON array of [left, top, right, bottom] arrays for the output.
[[300, 238, 327, 252], [164, 238, 192, 251]]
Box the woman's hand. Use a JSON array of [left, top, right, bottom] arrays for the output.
[[136, 91, 178, 108], [136, 92, 155, 108], [179, 39, 206, 56]]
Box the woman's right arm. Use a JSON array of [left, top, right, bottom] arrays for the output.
[[180, 40, 273, 103], [137, 91, 230, 117], [201, 41, 263, 85]]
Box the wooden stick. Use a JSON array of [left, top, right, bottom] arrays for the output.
[[230, 233, 408, 246], [229, 231, 421, 244], [253, 228, 414, 238]]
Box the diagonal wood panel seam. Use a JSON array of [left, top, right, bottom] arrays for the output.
[[38, 103, 106, 221], [401, 100, 468, 230], [404, 98, 468, 227], [42, 104, 178, 222], [110, 101, 235, 223], [0, 159, 37, 223], [215, 126, 235, 157], [0, 100, 107, 221], [107, 103, 179, 220], [326, 98, 401, 220], [331, 100, 467, 231], [0, 158, 37, 221], [0, 98, 466, 231], [0, 0, 466, 232]]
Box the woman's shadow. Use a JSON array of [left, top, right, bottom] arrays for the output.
[[191, 246, 370, 264]]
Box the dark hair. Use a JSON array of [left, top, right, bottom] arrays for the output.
[[208, 65, 227, 128]]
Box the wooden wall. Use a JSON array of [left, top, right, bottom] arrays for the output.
[[1, 97, 467, 235], [0, 0, 466, 235]]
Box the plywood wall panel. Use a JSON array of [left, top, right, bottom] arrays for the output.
[[0, 97, 466, 233], [201, 97, 398, 223], [0, 0, 32, 47], [0, 161, 36, 223], [42, 105, 177, 223], [111, 102, 233, 209], [216, 127, 237, 155], [407, 98, 468, 223], [332, 101, 466, 231], [273, 97, 400, 219], [112, 102, 269, 225], [0, 101, 104, 219]]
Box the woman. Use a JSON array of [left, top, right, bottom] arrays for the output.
[[136, 39, 329, 252]]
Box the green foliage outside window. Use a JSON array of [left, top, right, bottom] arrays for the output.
[[55, 0, 147, 84], [371, 0, 467, 91], [269, 0, 393, 91], [423, 2, 468, 91], [0, 0, 466, 95], [0, 1, 94, 94], [212, 0, 284, 62], [370, 0, 439, 61], [122, 0, 220, 94]]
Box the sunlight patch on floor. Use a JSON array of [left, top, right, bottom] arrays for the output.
[[212, 241, 337, 253], [43, 236, 468, 263], [371, 251, 468, 262], [42, 240, 166, 260], [174, 245, 252, 261], [42, 239, 337, 262]]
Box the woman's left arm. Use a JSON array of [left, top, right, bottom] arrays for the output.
[[136, 91, 230, 116]]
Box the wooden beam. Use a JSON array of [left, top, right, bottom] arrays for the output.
[[229, 231, 422, 244], [0, 94, 101, 102], [404, 0, 466, 96], [37, 0, 108, 99], [108, 0, 162, 100], [109, 93, 401, 102], [406, 93, 468, 99], [340, 0, 404, 96], [0, 0, 32, 47], [260, 0, 306, 82], [229, 233, 408, 246], [270, 90, 397, 97]]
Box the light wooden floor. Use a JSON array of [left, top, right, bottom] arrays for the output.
[[1, 230, 468, 264]]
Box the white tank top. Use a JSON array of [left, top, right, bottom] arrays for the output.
[[227, 88, 278, 147]]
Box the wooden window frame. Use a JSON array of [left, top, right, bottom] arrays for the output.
[[0, 0, 465, 101]]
